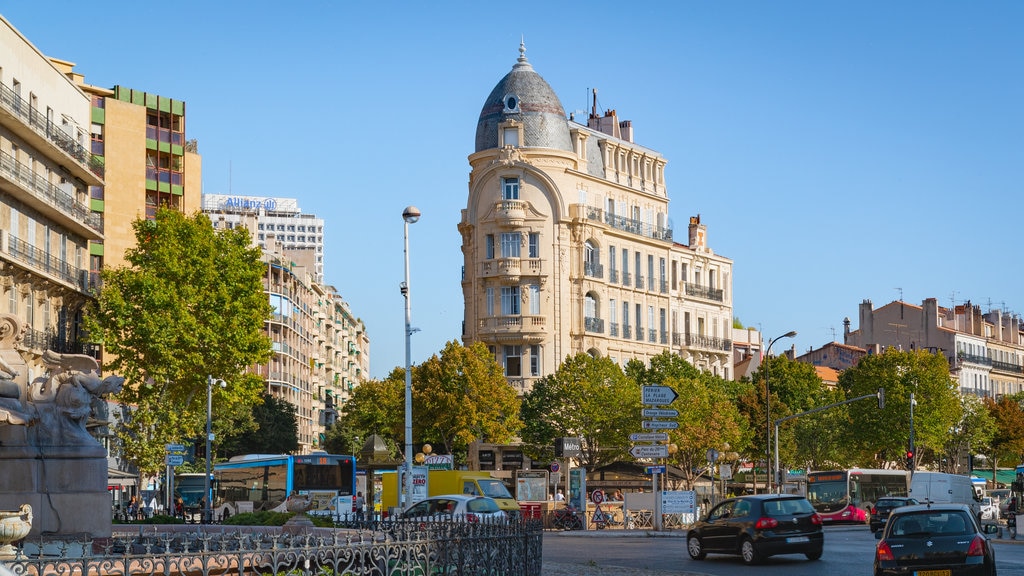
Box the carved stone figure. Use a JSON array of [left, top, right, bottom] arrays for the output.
[[0, 314, 124, 447]]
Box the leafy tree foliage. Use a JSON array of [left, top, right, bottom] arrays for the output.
[[629, 352, 746, 489], [939, 394, 993, 474], [340, 341, 520, 466], [86, 209, 272, 476], [840, 349, 960, 467], [221, 393, 299, 458], [339, 373, 404, 455], [984, 393, 1024, 472], [413, 341, 522, 458], [320, 420, 384, 458], [520, 354, 638, 469], [737, 355, 826, 469]]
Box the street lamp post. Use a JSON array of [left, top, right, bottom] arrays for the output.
[[205, 374, 226, 524], [764, 330, 796, 493], [401, 206, 421, 510]]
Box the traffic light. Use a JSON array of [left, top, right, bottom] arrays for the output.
[[906, 449, 915, 470]]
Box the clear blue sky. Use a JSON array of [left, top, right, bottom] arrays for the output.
[[7, 2, 1023, 378]]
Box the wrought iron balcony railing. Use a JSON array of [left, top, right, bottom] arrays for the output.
[[684, 283, 724, 302], [0, 148, 102, 232], [0, 82, 104, 178], [584, 317, 604, 333], [584, 205, 673, 241]]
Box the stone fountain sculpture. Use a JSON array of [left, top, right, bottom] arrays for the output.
[[0, 313, 125, 551]]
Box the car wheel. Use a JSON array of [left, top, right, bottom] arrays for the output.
[[805, 546, 823, 561], [740, 538, 761, 565], [687, 536, 706, 560]]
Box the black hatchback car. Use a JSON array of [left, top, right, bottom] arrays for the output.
[[870, 497, 919, 533], [874, 503, 999, 576], [687, 494, 824, 564]]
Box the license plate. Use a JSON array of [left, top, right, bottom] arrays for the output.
[[915, 571, 951, 576], [786, 536, 809, 543]]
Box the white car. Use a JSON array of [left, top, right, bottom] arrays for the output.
[[980, 496, 999, 520], [396, 494, 507, 523]]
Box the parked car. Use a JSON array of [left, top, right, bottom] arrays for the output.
[[869, 497, 919, 533], [395, 494, 507, 523], [980, 496, 999, 520], [686, 494, 824, 564], [874, 503, 999, 576]]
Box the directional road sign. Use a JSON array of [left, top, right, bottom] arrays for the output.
[[165, 443, 186, 453], [165, 454, 184, 466], [642, 385, 679, 405], [642, 408, 679, 418], [629, 432, 669, 442], [630, 444, 669, 458], [642, 420, 679, 430]]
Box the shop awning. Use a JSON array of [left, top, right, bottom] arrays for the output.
[[969, 469, 1018, 487]]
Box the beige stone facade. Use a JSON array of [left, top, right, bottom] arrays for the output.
[[0, 16, 103, 378], [460, 48, 734, 392], [844, 298, 1024, 397]]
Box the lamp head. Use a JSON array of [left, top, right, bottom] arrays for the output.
[[783, 330, 798, 338], [402, 206, 421, 224]]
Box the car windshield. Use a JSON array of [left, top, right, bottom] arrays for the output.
[[466, 498, 499, 513], [763, 498, 814, 516], [891, 511, 971, 536], [478, 479, 513, 499]]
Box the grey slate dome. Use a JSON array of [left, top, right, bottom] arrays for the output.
[[475, 43, 573, 153]]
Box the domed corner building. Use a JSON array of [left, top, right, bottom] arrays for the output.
[[459, 43, 736, 396]]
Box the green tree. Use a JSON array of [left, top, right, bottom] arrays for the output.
[[322, 420, 370, 456], [628, 352, 747, 489], [520, 354, 639, 469], [939, 394, 994, 474], [736, 355, 824, 473], [840, 349, 960, 467], [220, 393, 299, 458], [413, 341, 522, 460], [340, 373, 404, 454], [86, 209, 272, 477], [984, 393, 1024, 475]]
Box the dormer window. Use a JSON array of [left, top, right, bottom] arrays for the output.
[[503, 93, 520, 113]]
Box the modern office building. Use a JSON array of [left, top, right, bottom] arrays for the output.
[[207, 197, 366, 451], [203, 194, 325, 283], [460, 44, 735, 392], [844, 298, 1024, 398], [51, 62, 203, 272], [0, 16, 104, 372]]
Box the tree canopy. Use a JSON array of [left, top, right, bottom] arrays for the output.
[[841, 348, 960, 467], [340, 341, 521, 466], [520, 353, 639, 469], [86, 209, 272, 476]]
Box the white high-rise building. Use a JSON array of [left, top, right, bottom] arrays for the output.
[[203, 194, 325, 283]]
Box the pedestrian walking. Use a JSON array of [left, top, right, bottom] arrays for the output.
[[355, 491, 366, 521]]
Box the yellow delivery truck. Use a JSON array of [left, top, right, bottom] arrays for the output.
[[381, 470, 518, 516]]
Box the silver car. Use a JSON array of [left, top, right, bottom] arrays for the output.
[[397, 494, 507, 523]]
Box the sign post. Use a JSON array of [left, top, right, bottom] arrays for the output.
[[633, 385, 681, 531]]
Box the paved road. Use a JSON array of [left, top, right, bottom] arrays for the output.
[[543, 525, 1024, 576]]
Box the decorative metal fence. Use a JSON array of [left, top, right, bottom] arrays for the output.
[[1, 519, 543, 576]]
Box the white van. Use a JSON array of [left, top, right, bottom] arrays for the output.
[[909, 472, 982, 519]]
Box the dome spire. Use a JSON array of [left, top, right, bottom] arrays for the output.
[[514, 36, 532, 71]]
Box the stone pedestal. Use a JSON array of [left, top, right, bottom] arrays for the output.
[[0, 444, 112, 541]]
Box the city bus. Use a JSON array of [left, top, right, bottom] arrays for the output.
[[213, 453, 358, 520], [806, 468, 910, 523]]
